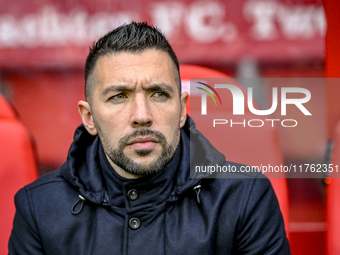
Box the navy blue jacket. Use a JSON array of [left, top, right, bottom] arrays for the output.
[[9, 117, 290, 254]]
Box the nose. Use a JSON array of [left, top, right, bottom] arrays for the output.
[[131, 95, 153, 128]]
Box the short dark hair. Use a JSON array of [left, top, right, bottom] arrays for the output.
[[84, 22, 181, 103]]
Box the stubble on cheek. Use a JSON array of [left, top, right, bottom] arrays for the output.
[[104, 127, 180, 176]]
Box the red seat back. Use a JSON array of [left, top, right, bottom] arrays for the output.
[[0, 93, 39, 254], [180, 65, 290, 237], [326, 120, 340, 255], [0, 95, 16, 119]]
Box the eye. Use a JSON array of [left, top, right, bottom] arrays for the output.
[[109, 93, 127, 102], [153, 92, 169, 99]]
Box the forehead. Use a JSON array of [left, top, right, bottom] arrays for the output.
[[92, 49, 178, 91]]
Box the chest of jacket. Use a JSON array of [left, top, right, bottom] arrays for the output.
[[34, 183, 238, 255]]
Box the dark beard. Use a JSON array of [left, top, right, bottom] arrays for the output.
[[106, 128, 179, 176]]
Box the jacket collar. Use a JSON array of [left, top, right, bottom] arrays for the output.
[[60, 116, 224, 205], [99, 139, 181, 208]]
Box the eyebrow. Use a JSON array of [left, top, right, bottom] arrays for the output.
[[101, 85, 132, 97], [101, 83, 174, 97], [148, 83, 174, 93]]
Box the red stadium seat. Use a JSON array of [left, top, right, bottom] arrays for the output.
[[0, 95, 17, 119], [326, 120, 340, 255], [0, 93, 39, 254], [180, 65, 290, 237]]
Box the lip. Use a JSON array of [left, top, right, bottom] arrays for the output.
[[126, 136, 159, 150], [127, 136, 159, 145]]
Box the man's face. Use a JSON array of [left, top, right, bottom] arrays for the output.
[[79, 49, 188, 178]]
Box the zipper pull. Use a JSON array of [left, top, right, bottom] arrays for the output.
[[71, 195, 86, 215], [193, 184, 202, 204]]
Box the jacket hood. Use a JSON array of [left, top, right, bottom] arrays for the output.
[[60, 115, 226, 204]]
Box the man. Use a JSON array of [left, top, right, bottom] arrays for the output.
[[9, 22, 290, 254]]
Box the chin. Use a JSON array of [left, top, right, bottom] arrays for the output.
[[133, 157, 158, 167]]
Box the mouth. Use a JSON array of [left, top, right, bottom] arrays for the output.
[[126, 136, 159, 150]]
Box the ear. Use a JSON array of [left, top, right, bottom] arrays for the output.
[[179, 92, 189, 128], [78, 100, 98, 136]]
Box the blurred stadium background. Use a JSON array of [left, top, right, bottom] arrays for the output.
[[1, 0, 340, 254]]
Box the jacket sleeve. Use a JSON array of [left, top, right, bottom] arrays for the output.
[[8, 188, 45, 255], [236, 176, 291, 255]]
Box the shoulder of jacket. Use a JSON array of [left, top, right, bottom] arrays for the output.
[[14, 170, 80, 215], [201, 161, 271, 193], [23, 170, 66, 192]]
